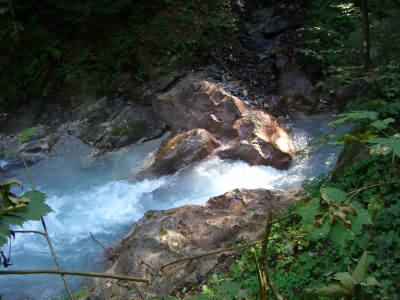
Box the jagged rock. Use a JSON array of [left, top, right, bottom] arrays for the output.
[[146, 72, 294, 175], [139, 129, 221, 177], [96, 188, 300, 299], [217, 110, 294, 169], [153, 72, 248, 138], [78, 98, 165, 153]]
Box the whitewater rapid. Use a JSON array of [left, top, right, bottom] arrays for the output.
[[0, 114, 344, 299]]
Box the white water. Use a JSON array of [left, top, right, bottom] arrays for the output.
[[0, 114, 345, 299]]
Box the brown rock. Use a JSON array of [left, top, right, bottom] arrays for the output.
[[153, 72, 248, 137], [100, 188, 300, 299], [143, 72, 295, 176], [217, 110, 294, 169], [139, 129, 221, 177]]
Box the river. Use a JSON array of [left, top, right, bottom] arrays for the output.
[[0, 113, 345, 299]]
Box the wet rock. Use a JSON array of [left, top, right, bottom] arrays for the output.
[[78, 97, 165, 154], [145, 72, 295, 175], [97, 188, 300, 299], [217, 110, 294, 169], [139, 129, 221, 177]]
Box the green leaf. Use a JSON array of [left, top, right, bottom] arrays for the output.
[[351, 204, 371, 235], [296, 197, 321, 225], [310, 219, 330, 240], [321, 187, 346, 203], [9, 191, 52, 221], [333, 272, 355, 291], [330, 221, 350, 250], [362, 276, 379, 287], [307, 283, 351, 297], [5, 179, 24, 189], [368, 135, 400, 157], [329, 111, 378, 127], [1, 215, 25, 226], [0, 222, 10, 247], [352, 251, 369, 284], [369, 143, 392, 156], [370, 118, 395, 130]]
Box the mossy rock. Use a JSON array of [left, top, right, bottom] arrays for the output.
[[110, 120, 146, 137], [332, 142, 369, 181]]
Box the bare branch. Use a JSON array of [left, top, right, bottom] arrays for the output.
[[0, 269, 150, 283], [160, 239, 264, 271]]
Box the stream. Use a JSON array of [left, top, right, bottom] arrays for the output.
[[0, 114, 345, 300]]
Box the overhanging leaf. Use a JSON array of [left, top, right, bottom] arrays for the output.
[[321, 187, 347, 203], [1, 215, 25, 227], [0, 222, 10, 247], [310, 219, 330, 240], [368, 135, 400, 157], [370, 118, 395, 130], [333, 272, 355, 291], [330, 221, 351, 250], [362, 276, 379, 287], [9, 190, 52, 221], [329, 111, 378, 127], [307, 283, 351, 298], [5, 179, 24, 190], [351, 204, 371, 235], [296, 197, 321, 225], [352, 251, 369, 284]]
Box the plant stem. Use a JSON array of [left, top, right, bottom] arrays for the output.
[[160, 239, 264, 271], [12, 230, 46, 237], [41, 217, 75, 300], [0, 269, 150, 283], [262, 212, 286, 300], [18, 154, 75, 299]]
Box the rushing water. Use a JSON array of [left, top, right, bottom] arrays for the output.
[[0, 114, 345, 299]]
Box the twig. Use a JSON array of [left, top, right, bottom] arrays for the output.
[[160, 212, 299, 272], [261, 212, 285, 300], [12, 230, 46, 237], [41, 217, 74, 300], [18, 154, 74, 300], [0, 269, 150, 283], [160, 239, 264, 271], [90, 232, 106, 251], [18, 154, 35, 190], [347, 181, 400, 201]]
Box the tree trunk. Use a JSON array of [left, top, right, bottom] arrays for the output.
[[360, 0, 371, 69]]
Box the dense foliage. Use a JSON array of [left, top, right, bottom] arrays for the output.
[[179, 1, 400, 300], [2, 0, 400, 299], [0, 0, 235, 109]]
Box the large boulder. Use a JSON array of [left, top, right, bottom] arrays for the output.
[[153, 72, 248, 138], [78, 97, 165, 155], [0, 125, 59, 170], [217, 110, 294, 169], [96, 188, 300, 299], [145, 72, 295, 175], [139, 128, 221, 177]]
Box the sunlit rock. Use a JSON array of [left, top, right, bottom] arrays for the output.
[[97, 188, 300, 299], [139, 128, 221, 177]]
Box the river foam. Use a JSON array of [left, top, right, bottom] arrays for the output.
[[0, 114, 345, 299]]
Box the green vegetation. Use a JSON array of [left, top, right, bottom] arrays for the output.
[[0, 0, 236, 109], [0, 179, 52, 247], [2, 0, 400, 299], [169, 1, 400, 300]]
